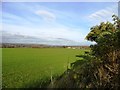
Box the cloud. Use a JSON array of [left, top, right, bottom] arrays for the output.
[[88, 4, 118, 24], [2, 22, 85, 42], [35, 10, 56, 22]]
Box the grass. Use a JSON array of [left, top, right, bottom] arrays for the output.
[[0, 48, 2, 89], [2, 48, 88, 88]]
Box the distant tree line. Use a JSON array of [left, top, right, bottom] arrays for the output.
[[1, 43, 89, 49]]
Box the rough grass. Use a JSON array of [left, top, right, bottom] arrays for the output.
[[2, 48, 87, 88]]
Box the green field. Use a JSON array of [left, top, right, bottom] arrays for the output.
[[2, 48, 87, 88], [0, 48, 2, 89]]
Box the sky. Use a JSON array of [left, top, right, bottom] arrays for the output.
[[1, 2, 118, 45]]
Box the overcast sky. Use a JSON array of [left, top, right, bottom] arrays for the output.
[[1, 2, 118, 45]]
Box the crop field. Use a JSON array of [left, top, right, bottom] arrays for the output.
[[2, 48, 88, 88]]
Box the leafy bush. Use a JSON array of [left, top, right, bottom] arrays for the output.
[[48, 15, 120, 88]]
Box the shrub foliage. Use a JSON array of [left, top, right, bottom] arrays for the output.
[[49, 15, 120, 88]]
